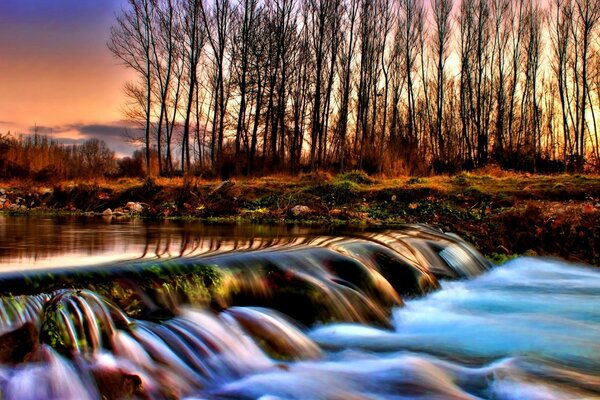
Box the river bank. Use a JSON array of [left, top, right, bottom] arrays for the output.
[[1, 171, 599, 265]]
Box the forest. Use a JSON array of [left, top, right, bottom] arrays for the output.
[[103, 0, 600, 178]]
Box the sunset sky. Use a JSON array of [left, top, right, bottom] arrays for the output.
[[0, 0, 139, 156]]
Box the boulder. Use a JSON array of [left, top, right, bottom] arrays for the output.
[[126, 202, 144, 213], [91, 365, 146, 400], [291, 205, 311, 217], [102, 208, 113, 216], [0, 322, 39, 364]]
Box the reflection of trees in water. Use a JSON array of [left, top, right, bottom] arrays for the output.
[[0, 216, 330, 264], [0, 217, 472, 278]]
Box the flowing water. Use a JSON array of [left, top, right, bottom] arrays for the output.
[[0, 216, 598, 399]]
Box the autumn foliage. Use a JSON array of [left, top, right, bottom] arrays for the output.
[[0, 133, 116, 181]]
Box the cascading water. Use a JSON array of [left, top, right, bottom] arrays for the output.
[[0, 223, 597, 399]]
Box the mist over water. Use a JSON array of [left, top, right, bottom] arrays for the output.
[[0, 217, 597, 399], [309, 258, 600, 399]]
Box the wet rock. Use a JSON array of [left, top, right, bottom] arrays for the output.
[[91, 365, 147, 400], [291, 205, 311, 217], [102, 208, 113, 216], [0, 322, 39, 364], [334, 241, 439, 297], [223, 307, 322, 361]]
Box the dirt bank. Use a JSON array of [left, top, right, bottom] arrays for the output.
[[1, 172, 599, 265]]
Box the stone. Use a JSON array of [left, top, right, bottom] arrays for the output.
[[102, 208, 113, 216], [126, 202, 144, 213], [91, 364, 146, 400], [0, 322, 39, 364], [291, 205, 311, 216], [223, 307, 322, 361]]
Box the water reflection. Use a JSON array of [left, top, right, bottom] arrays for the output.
[[0, 216, 486, 280], [0, 216, 329, 270]]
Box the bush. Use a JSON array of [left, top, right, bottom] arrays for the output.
[[117, 155, 144, 178], [452, 174, 469, 185], [323, 180, 360, 205], [335, 171, 373, 185]]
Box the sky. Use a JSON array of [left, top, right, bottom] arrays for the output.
[[0, 0, 140, 156]]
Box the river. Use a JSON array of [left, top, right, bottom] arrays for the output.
[[0, 216, 597, 399]]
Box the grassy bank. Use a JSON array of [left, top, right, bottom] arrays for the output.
[[1, 171, 599, 266]]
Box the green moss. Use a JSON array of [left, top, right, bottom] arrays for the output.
[[40, 302, 70, 354], [452, 174, 469, 186], [487, 253, 519, 265], [335, 171, 373, 185]]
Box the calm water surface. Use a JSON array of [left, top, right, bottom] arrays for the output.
[[0, 215, 332, 270]]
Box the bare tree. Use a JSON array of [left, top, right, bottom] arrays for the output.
[[109, 0, 155, 174], [431, 0, 453, 161]]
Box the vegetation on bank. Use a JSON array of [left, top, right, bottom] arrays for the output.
[[1, 170, 599, 266]]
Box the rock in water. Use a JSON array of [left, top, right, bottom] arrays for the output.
[[102, 208, 113, 216], [223, 307, 322, 361], [0, 322, 39, 364]]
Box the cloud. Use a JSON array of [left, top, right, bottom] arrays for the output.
[[76, 123, 136, 139], [18, 121, 143, 158], [26, 125, 72, 135], [73, 122, 145, 157]]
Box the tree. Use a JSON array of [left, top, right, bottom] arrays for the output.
[[109, 0, 155, 174]]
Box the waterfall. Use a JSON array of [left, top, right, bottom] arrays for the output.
[[0, 228, 595, 399]]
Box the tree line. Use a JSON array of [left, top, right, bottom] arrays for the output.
[[0, 133, 149, 181], [110, 0, 600, 177]]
